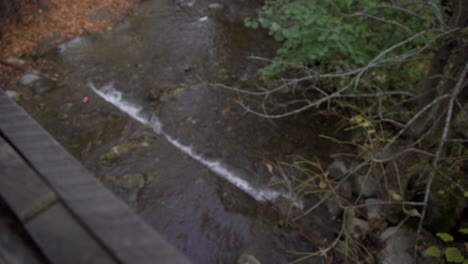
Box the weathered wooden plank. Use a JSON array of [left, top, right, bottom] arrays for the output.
[[26, 203, 116, 264], [0, 137, 58, 222], [0, 207, 46, 264], [0, 91, 191, 264]]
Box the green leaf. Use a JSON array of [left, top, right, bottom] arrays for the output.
[[425, 246, 441, 258], [445, 247, 464, 263], [251, 21, 259, 29], [459, 229, 468, 234], [464, 191, 468, 198], [464, 260, 468, 264], [437, 232, 455, 242]]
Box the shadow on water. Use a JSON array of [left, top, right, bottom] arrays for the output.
[[19, 0, 347, 263]]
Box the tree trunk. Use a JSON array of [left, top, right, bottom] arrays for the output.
[[409, 0, 468, 140]]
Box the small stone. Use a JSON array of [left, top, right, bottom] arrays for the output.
[[352, 174, 378, 197], [5, 58, 26, 65], [326, 194, 342, 220], [345, 209, 369, 239], [237, 254, 261, 264], [20, 73, 40, 86], [327, 160, 347, 179], [348, 217, 370, 239], [338, 180, 352, 199], [379, 227, 416, 264], [5, 90, 20, 101], [108, 173, 148, 190], [208, 3, 224, 10], [365, 198, 383, 220]]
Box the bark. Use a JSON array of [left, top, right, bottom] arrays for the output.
[[409, 0, 468, 139]]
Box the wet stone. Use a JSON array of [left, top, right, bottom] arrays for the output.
[[237, 254, 261, 264], [101, 140, 150, 162], [345, 209, 369, 240], [106, 173, 154, 202], [5, 90, 20, 101], [326, 160, 347, 180], [5, 57, 26, 65], [352, 174, 378, 198], [159, 87, 187, 102], [107, 173, 152, 190], [20, 73, 41, 86], [365, 198, 383, 220], [379, 227, 416, 264]]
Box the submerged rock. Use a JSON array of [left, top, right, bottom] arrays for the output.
[[101, 140, 151, 162], [237, 254, 261, 264], [108, 173, 153, 190], [159, 87, 187, 102], [148, 84, 188, 102], [107, 173, 154, 202], [208, 3, 224, 10]]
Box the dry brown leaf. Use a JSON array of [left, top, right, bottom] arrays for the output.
[[1, 0, 138, 58], [265, 162, 274, 175], [319, 179, 327, 189]]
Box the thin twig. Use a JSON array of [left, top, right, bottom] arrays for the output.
[[414, 61, 468, 258]]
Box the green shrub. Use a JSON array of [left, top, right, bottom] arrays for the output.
[[246, 0, 439, 91]]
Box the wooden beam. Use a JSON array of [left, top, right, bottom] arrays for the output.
[[0, 92, 191, 264], [26, 203, 116, 264], [0, 136, 57, 222]]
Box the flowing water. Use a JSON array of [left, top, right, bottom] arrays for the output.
[[18, 0, 346, 263]]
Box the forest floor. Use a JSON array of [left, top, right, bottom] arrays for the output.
[[0, 0, 139, 97], [0, 0, 139, 58]]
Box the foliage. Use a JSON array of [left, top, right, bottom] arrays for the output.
[[437, 233, 455, 242], [245, 0, 438, 91], [425, 230, 468, 263], [426, 246, 442, 258], [445, 247, 464, 263], [238, 0, 468, 262]]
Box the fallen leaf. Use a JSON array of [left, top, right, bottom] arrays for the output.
[[265, 163, 274, 174], [319, 179, 327, 189], [391, 192, 402, 201], [404, 208, 421, 217]]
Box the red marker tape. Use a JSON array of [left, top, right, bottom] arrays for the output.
[[82, 97, 89, 103]]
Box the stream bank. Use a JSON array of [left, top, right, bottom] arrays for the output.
[[1, 0, 352, 263]]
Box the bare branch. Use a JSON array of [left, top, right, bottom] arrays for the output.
[[383, 94, 451, 150], [343, 201, 424, 209], [415, 60, 468, 257]]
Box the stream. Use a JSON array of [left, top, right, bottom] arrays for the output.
[[17, 0, 345, 263]]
